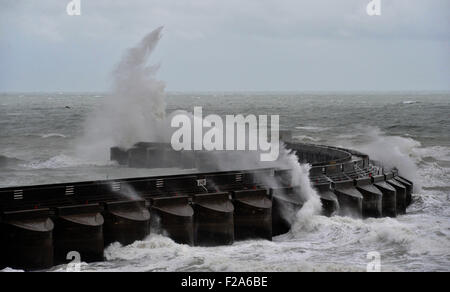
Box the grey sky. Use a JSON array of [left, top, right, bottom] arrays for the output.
[[0, 0, 449, 92]]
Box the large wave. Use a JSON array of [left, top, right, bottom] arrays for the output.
[[76, 27, 167, 163], [337, 127, 423, 191]]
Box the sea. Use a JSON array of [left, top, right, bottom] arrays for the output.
[[0, 92, 449, 272]]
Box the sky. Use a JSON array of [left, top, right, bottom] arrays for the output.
[[0, 0, 449, 92]]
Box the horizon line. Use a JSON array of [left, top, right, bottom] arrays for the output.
[[1, 89, 450, 95]]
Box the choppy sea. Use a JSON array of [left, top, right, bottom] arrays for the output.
[[0, 92, 449, 271]]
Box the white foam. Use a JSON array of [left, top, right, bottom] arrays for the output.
[[76, 234, 362, 272], [41, 133, 67, 138], [291, 213, 449, 257], [292, 135, 322, 142], [0, 267, 24, 272], [22, 154, 111, 169], [295, 126, 329, 132]]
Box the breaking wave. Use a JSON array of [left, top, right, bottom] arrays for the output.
[[292, 135, 322, 143], [21, 154, 111, 169], [337, 127, 423, 191], [295, 126, 329, 132], [52, 234, 362, 272], [76, 27, 166, 163], [41, 133, 67, 139]]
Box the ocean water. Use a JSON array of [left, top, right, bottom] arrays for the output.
[[0, 92, 449, 272]]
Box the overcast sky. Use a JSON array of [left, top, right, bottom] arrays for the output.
[[0, 0, 449, 92]]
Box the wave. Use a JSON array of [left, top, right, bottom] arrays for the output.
[[336, 135, 357, 141], [76, 27, 166, 163], [39, 134, 448, 272], [22, 133, 68, 139], [289, 211, 449, 258], [0, 267, 24, 272], [414, 146, 450, 162], [51, 234, 362, 272], [41, 133, 67, 139], [334, 126, 449, 200], [48, 200, 448, 272], [21, 154, 111, 169], [56, 207, 449, 272], [295, 126, 329, 132], [0, 155, 21, 168], [417, 161, 449, 189], [386, 124, 422, 130], [402, 100, 419, 105], [337, 127, 423, 190], [292, 135, 322, 143], [291, 215, 410, 246]]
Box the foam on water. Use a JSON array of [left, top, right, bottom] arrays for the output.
[[40, 133, 67, 139], [21, 154, 112, 169], [292, 135, 322, 143], [49, 234, 362, 272], [0, 267, 24, 272], [295, 126, 329, 132]]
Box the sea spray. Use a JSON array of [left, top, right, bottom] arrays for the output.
[[76, 27, 166, 162], [192, 126, 323, 225], [167, 108, 323, 223], [75, 26, 322, 228], [338, 127, 422, 191], [22, 154, 90, 169], [110, 182, 142, 201], [276, 146, 322, 227]]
